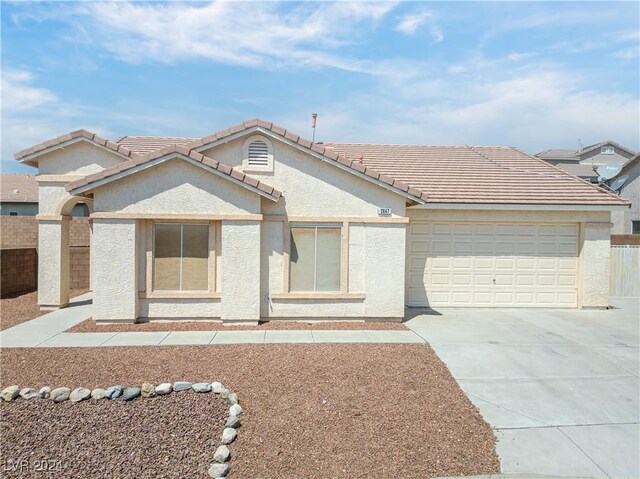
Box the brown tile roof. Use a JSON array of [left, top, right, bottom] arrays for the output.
[[323, 143, 628, 205], [15, 129, 138, 165], [66, 144, 282, 201], [17, 119, 629, 206], [555, 163, 598, 179], [115, 136, 198, 155], [0, 174, 39, 202]]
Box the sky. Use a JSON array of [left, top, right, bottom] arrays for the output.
[[1, 1, 639, 174]]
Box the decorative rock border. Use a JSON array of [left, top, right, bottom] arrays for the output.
[[1, 381, 242, 478]]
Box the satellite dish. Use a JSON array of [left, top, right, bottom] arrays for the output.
[[596, 164, 622, 181], [610, 174, 629, 193]]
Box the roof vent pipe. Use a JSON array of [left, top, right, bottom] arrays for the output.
[[311, 113, 318, 143]]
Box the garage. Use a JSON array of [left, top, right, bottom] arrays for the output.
[[407, 221, 579, 308]]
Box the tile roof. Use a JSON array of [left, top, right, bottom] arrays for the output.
[[535, 148, 580, 160], [0, 174, 39, 202], [66, 144, 282, 201], [554, 163, 599, 178], [115, 136, 198, 155], [17, 119, 629, 207], [323, 143, 628, 205], [15, 130, 138, 165]]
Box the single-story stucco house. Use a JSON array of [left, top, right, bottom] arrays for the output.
[[15, 119, 629, 323]]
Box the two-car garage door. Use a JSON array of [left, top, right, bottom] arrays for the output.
[[407, 222, 579, 308]]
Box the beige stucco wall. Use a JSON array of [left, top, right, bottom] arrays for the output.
[[611, 161, 639, 234], [203, 138, 407, 217], [92, 219, 138, 320], [38, 141, 124, 175], [139, 299, 221, 318], [37, 218, 70, 308], [407, 207, 613, 308], [93, 158, 261, 215]]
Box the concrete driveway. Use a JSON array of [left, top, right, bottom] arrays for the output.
[[406, 299, 640, 479]]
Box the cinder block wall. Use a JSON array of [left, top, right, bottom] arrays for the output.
[[1, 248, 38, 297], [0, 217, 91, 296]]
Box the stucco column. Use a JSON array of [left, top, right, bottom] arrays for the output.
[[580, 221, 612, 308], [92, 219, 138, 321], [37, 216, 71, 309], [221, 220, 261, 322], [363, 223, 406, 319]]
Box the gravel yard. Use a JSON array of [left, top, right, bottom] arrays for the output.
[[0, 289, 88, 331], [68, 318, 408, 332], [0, 392, 227, 478], [0, 344, 499, 478]]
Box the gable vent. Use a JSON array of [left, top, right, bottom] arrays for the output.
[[248, 140, 270, 166]]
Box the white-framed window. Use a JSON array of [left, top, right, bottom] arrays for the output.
[[242, 135, 274, 172], [153, 223, 210, 291], [289, 224, 342, 292], [602, 146, 614, 155]]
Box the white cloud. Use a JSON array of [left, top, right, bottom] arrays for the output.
[[73, 1, 399, 72], [1, 69, 58, 112], [614, 47, 639, 60], [395, 9, 443, 42]]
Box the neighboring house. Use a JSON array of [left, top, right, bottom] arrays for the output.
[[611, 154, 640, 235], [535, 141, 636, 182], [15, 120, 629, 323], [0, 174, 89, 216], [535, 142, 638, 234]]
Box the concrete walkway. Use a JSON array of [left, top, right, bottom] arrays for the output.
[[406, 298, 640, 479], [0, 295, 425, 348]]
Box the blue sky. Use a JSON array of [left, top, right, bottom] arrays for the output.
[[2, 1, 639, 174]]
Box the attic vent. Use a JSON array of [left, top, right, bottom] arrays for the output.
[[243, 136, 274, 172], [248, 140, 269, 166]]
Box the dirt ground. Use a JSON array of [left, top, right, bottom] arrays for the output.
[[68, 318, 408, 332], [0, 344, 500, 478], [0, 289, 88, 331]]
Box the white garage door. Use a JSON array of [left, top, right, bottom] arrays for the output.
[[407, 222, 579, 307]]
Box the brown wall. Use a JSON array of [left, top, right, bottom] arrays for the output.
[[1, 217, 91, 297], [1, 248, 38, 297], [1, 216, 90, 249], [611, 234, 640, 245]]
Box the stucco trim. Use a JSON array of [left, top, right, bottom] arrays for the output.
[[409, 203, 629, 211], [138, 292, 221, 299], [36, 214, 65, 222], [91, 212, 263, 221], [36, 175, 86, 183], [68, 152, 281, 202], [269, 292, 366, 300], [263, 215, 410, 224]]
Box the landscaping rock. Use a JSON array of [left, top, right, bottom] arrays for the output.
[[229, 404, 243, 417], [208, 463, 229, 478], [122, 387, 141, 401], [38, 386, 51, 399], [51, 387, 71, 403], [91, 388, 106, 400], [227, 392, 238, 405], [141, 382, 156, 398], [211, 382, 225, 393], [173, 381, 192, 392], [213, 445, 230, 463], [70, 388, 91, 403], [192, 382, 211, 393], [105, 385, 123, 399], [19, 388, 39, 400], [156, 383, 172, 395], [1, 386, 20, 402], [219, 389, 230, 399], [225, 415, 241, 428], [221, 427, 237, 445]]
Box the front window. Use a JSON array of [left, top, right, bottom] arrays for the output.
[[153, 223, 209, 291], [290, 225, 341, 292], [632, 221, 640, 235]]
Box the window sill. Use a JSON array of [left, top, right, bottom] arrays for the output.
[[269, 292, 366, 300], [139, 292, 221, 300]]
